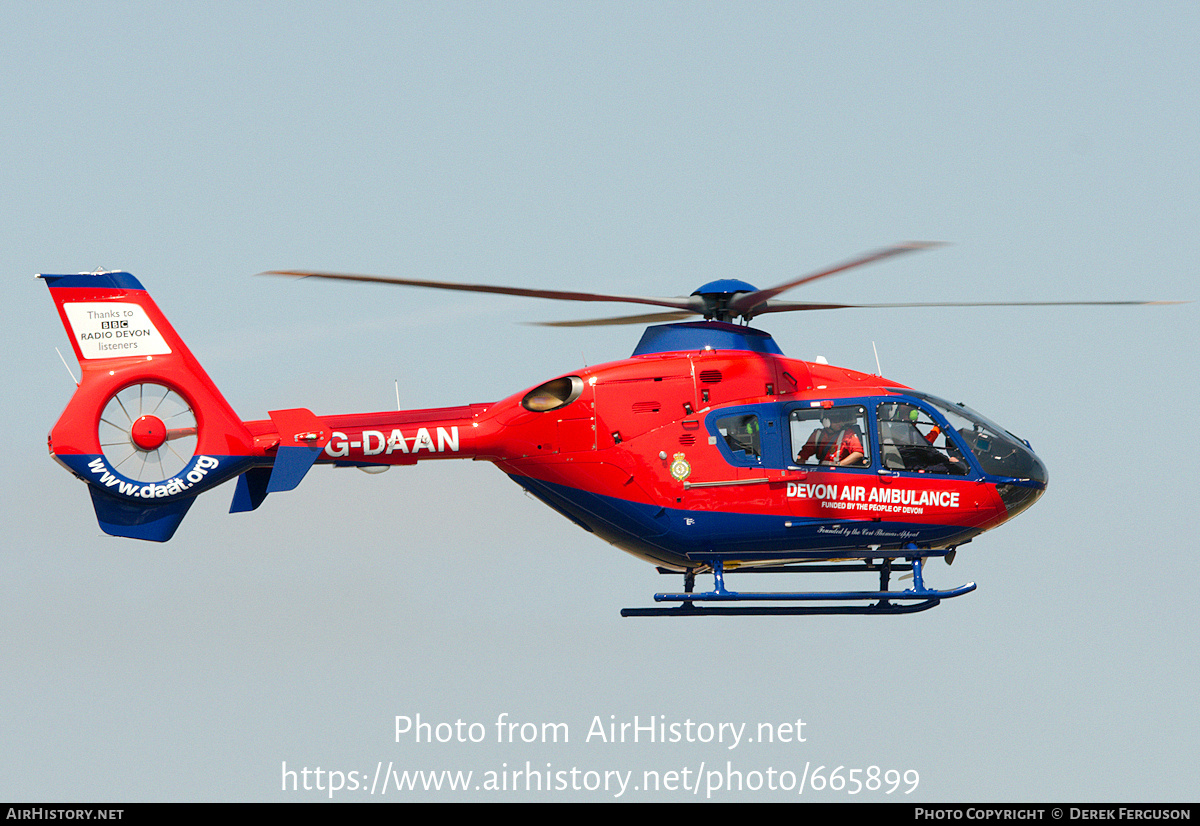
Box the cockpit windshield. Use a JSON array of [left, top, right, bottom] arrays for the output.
[[876, 401, 970, 475], [906, 391, 1047, 484]]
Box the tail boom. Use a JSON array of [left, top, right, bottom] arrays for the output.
[[306, 405, 493, 467]]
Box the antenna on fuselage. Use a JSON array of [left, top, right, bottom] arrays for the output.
[[55, 347, 79, 386]]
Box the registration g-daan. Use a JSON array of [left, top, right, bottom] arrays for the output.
[[40, 243, 1178, 615]]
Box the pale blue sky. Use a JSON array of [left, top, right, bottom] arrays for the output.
[[3, 1, 1197, 801]]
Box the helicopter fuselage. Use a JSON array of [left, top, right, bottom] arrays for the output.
[[275, 321, 1048, 571]]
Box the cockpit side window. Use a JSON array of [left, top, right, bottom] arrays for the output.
[[715, 413, 761, 459], [876, 402, 970, 476], [790, 405, 870, 468]]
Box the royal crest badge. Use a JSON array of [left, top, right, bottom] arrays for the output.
[[669, 452, 691, 482]]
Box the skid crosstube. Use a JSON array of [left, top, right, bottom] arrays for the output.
[[620, 553, 976, 617]]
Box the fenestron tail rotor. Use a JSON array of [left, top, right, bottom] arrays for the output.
[[98, 383, 198, 483]]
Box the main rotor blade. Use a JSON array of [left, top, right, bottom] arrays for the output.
[[727, 241, 945, 317], [533, 299, 1186, 327], [529, 310, 701, 327], [753, 298, 1188, 314], [262, 270, 704, 313]]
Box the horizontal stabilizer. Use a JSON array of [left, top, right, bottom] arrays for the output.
[[229, 409, 329, 512], [265, 408, 329, 493]]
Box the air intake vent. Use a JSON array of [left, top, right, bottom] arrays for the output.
[[678, 433, 696, 446], [699, 370, 723, 384], [632, 401, 661, 414]]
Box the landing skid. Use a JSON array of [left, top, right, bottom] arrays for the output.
[[620, 552, 975, 617]]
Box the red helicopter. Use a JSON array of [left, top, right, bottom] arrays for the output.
[[41, 244, 1165, 616]]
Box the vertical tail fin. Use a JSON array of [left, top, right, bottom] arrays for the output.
[[42, 271, 259, 541]]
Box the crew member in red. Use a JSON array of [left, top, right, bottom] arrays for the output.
[[797, 408, 867, 467]]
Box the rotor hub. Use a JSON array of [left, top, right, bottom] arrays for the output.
[[130, 414, 167, 451], [692, 279, 759, 322]]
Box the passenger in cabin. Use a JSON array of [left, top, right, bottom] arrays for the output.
[[723, 414, 761, 457], [796, 407, 867, 467]]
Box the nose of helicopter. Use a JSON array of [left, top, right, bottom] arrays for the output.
[[911, 391, 1049, 521], [993, 450, 1047, 520], [1027, 449, 1048, 488]]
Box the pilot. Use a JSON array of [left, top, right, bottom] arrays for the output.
[[797, 408, 866, 467], [909, 407, 942, 444], [899, 406, 968, 475]]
